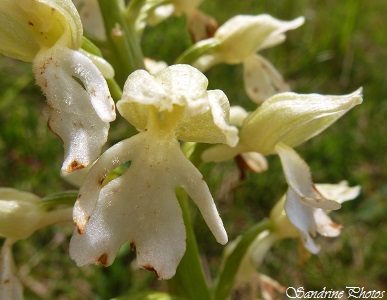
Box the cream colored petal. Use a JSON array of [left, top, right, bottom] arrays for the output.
[[118, 69, 169, 130], [33, 45, 115, 173], [144, 57, 168, 75], [73, 135, 144, 235], [315, 182, 361, 204], [70, 166, 186, 280], [192, 53, 223, 72], [201, 143, 249, 163], [243, 54, 290, 104], [285, 188, 320, 254], [19, 0, 82, 49], [0, 189, 42, 240], [79, 49, 114, 79], [0, 240, 23, 300], [275, 143, 341, 210], [0, 0, 40, 61], [75, 0, 106, 40], [240, 152, 268, 173], [0, 0, 82, 61], [313, 209, 342, 237], [229, 106, 249, 126], [214, 15, 304, 63], [177, 89, 239, 146], [174, 146, 228, 245], [156, 64, 210, 116], [241, 89, 363, 155]]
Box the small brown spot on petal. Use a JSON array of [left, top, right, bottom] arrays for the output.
[[130, 242, 135, 251], [329, 222, 343, 230], [28, 21, 34, 26], [142, 265, 159, 279], [98, 172, 108, 185], [75, 221, 84, 235], [96, 253, 109, 267], [74, 216, 89, 235], [3, 279, 10, 284], [68, 160, 86, 172]]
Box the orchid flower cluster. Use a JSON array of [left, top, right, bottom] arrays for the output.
[[0, 0, 362, 299]]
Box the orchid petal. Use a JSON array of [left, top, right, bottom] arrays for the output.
[[73, 136, 143, 234], [33, 45, 115, 173], [118, 65, 238, 144], [213, 15, 304, 64], [243, 54, 290, 104], [177, 89, 238, 146], [313, 209, 342, 237], [275, 143, 340, 210], [74, 0, 106, 40], [0, 240, 23, 300], [0, 0, 82, 62], [315, 181, 361, 204], [240, 152, 268, 173], [285, 188, 320, 254], [229, 106, 248, 126], [241, 89, 363, 155]]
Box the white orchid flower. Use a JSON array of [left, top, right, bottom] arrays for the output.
[[0, 0, 116, 173], [299, 181, 361, 251], [273, 181, 361, 253], [203, 89, 363, 234], [191, 14, 305, 103], [234, 181, 360, 285], [70, 64, 238, 280]]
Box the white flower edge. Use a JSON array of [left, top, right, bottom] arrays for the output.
[[0, 240, 23, 300], [33, 44, 116, 173]]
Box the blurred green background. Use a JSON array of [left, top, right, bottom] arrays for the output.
[[0, 0, 386, 299]]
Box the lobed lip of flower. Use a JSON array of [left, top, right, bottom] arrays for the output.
[[70, 65, 236, 280]]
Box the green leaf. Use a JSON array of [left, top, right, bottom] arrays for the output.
[[40, 190, 78, 210]]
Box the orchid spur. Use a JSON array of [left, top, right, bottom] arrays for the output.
[[0, 0, 116, 173], [69, 64, 238, 280]]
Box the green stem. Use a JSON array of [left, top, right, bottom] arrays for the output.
[[98, 0, 145, 87], [167, 188, 210, 300], [212, 219, 271, 300]]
